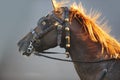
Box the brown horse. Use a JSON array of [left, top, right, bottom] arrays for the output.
[[17, 0, 120, 80]]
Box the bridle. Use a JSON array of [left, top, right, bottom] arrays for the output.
[[26, 7, 71, 57]]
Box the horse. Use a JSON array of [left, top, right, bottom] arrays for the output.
[[17, 0, 120, 80]]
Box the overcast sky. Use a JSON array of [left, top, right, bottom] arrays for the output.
[[0, 0, 120, 80]]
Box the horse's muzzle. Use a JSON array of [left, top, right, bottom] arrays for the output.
[[17, 40, 33, 56]]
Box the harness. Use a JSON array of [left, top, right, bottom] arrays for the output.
[[27, 7, 71, 58], [25, 7, 117, 80]]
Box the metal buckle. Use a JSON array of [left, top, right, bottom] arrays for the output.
[[27, 41, 34, 54]]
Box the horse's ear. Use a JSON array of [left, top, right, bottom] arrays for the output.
[[51, 0, 56, 10]]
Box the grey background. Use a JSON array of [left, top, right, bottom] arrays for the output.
[[0, 0, 120, 80]]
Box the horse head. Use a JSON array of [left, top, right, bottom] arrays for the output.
[[17, 7, 71, 56]]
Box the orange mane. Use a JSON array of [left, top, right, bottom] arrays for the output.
[[52, 0, 120, 58]]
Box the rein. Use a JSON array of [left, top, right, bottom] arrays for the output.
[[34, 52, 117, 63]]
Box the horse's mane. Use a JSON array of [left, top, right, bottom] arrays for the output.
[[52, 0, 120, 58]]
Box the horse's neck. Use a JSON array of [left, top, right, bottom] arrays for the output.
[[69, 19, 105, 61], [69, 18, 110, 80]]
